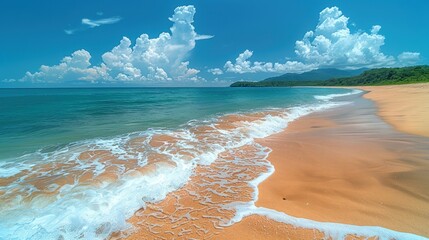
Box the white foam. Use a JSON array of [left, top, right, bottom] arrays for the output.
[[228, 206, 427, 240], [0, 163, 26, 178], [314, 89, 362, 101], [0, 155, 196, 240]]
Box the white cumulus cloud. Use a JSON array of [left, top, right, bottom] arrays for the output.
[[224, 6, 420, 74], [294, 7, 395, 69], [20, 5, 209, 83], [208, 68, 224, 75], [224, 50, 316, 74], [398, 52, 420, 66], [21, 50, 109, 83]]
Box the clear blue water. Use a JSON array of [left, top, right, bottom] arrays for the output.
[[0, 87, 351, 160]]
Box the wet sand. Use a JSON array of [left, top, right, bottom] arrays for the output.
[[221, 85, 429, 239]]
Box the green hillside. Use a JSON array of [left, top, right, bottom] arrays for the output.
[[230, 66, 429, 87], [319, 66, 429, 86]]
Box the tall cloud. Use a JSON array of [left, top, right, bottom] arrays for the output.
[[224, 6, 420, 74], [20, 5, 209, 83], [294, 7, 395, 68], [102, 5, 209, 81]]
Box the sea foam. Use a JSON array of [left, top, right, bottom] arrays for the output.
[[314, 89, 363, 101]]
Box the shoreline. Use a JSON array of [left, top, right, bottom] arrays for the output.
[[122, 84, 429, 240], [220, 83, 429, 239], [120, 84, 429, 239]]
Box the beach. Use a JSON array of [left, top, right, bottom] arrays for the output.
[[219, 83, 429, 239], [1, 86, 428, 239], [2, 1, 428, 239]]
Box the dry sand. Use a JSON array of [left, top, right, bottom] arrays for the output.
[[360, 83, 429, 137], [220, 84, 429, 239]]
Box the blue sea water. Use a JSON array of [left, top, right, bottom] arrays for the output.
[[0, 87, 351, 160], [0, 87, 372, 240]]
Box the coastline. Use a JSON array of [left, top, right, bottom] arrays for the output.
[[220, 83, 429, 239], [117, 84, 429, 239], [120, 84, 429, 240]]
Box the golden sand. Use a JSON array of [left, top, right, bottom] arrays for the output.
[[254, 116, 429, 236], [219, 84, 429, 239], [360, 83, 429, 137]]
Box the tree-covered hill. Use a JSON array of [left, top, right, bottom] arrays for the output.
[[230, 66, 429, 87], [319, 66, 429, 86]]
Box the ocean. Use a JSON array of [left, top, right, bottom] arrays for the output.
[[0, 87, 375, 239], [0, 87, 353, 160]]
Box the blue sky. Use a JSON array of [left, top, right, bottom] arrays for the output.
[[1, 0, 427, 87]]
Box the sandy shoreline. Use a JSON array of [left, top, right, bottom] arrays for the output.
[[220, 83, 429, 239], [123, 84, 429, 239]]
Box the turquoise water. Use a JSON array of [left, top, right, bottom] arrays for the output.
[[0, 87, 351, 160]]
